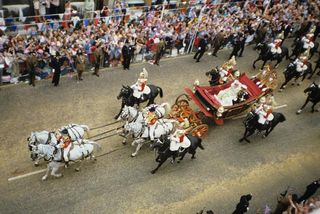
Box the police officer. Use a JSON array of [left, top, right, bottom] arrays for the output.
[[154, 37, 165, 66], [232, 194, 252, 214], [229, 33, 242, 59], [26, 51, 38, 87], [122, 40, 131, 70], [76, 50, 85, 81], [50, 52, 62, 87], [194, 34, 209, 62]]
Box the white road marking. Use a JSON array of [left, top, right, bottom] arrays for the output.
[[232, 104, 287, 120], [8, 169, 47, 182]]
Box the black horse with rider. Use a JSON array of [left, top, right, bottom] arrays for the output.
[[115, 84, 163, 119], [296, 82, 320, 114], [151, 134, 204, 174], [253, 42, 289, 69], [290, 39, 319, 60], [279, 60, 313, 91], [239, 111, 286, 143]]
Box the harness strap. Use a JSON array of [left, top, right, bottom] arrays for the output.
[[45, 132, 52, 144]]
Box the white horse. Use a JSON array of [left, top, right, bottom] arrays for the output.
[[58, 124, 90, 140], [118, 103, 170, 122], [28, 131, 59, 166], [124, 118, 176, 157], [30, 139, 101, 181], [118, 103, 171, 144]]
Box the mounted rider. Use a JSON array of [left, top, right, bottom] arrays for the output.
[[268, 38, 282, 57], [56, 134, 73, 167], [169, 129, 191, 162], [301, 33, 314, 50], [254, 97, 274, 127], [131, 68, 151, 100], [145, 106, 158, 141], [294, 54, 309, 74]]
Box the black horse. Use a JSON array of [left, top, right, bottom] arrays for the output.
[[279, 61, 313, 91], [205, 68, 220, 86], [296, 82, 320, 114], [290, 40, 319, 60], [115, 85, 163, 119], [253, 43, 289, 69], [151, 134, 204, 174], [239, 111, 286, 143]]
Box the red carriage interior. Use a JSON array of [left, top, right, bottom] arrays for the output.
[[195, 74, 263, 109]]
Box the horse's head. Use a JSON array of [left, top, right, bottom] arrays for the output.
[[29, 144, 40, 161], [117, 85, 133, 100], [154, 135, 171, 161], [27, 132, 36, 151], [30, 144, 54, 162], [304, 82, 319, 94], [256, 43, 266, 51], [243, 111, 258, 128]]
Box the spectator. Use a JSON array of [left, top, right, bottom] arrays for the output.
[[298, 179, 320, 204], [232, 194, 252, 214], [75, 50, 85, 81], [26, 52, 38, 87]]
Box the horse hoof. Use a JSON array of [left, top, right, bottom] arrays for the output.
[[262, 135, 266, 138], [316, 109, 319, 112], [122, 141, 127, 145], [75, 168, 80, 172], [239, 139, 243, 142], [191, 156, 196, 159], [296, 110, 302, 114], [42, 176, 47, 181], [34, 163, 39, 167], [297, 83, 301, 86], [177, 160, 180, 163], [151, 170, 156, 174], [131, 154, 136, 157]]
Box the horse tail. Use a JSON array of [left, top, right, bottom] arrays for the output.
[[158, 87, 163, 98], [278, 113, 286, 123], [198, 138, 205, 150]]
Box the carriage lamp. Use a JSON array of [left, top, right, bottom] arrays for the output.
[[216, 106, 225, 117]]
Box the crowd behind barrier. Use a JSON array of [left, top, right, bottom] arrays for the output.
[[0, 0, 319, 86]]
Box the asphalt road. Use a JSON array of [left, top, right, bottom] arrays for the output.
[[0, 40, 319, 214]]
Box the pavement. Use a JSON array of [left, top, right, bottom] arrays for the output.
[[0, 39, 319, 214]]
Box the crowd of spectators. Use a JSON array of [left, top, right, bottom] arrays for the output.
[[0, 0, 319, 86], [198, 179, 320, 214]]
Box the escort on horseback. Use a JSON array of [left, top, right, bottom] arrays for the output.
[[239, 96, 286, 143], [115, 68, 164, 119]]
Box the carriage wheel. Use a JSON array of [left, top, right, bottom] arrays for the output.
[[191, 124, 209, 138], [177, 99, 189, 107], [180, 110, 193, 119]]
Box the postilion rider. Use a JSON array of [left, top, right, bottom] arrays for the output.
[[145, 107, 158, 141], [55, 134, 73, 167]]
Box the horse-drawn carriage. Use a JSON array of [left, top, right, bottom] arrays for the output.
[[185, 73, 273, 125], [168, 94, 209, 138]]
